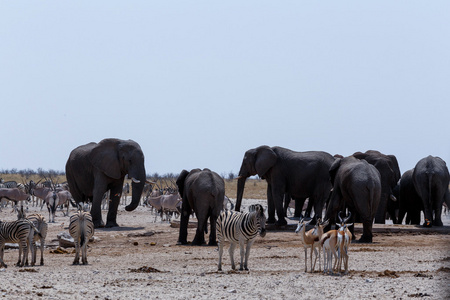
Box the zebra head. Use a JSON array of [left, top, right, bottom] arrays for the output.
[[248, 204, 266, 237]]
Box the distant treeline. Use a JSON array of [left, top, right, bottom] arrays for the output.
[[0, 169, 238, 181]]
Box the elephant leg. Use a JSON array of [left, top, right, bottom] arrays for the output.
[[106, 185, 122, 228], [267, 184, 276, 224], [283, 194, 291, 217], [433, 204, 443, 226], [177, 200, 191, 245], [294, 198, 306, 218], [208, 216, 218, 246], [374, 194, 387, 224], [359, 219, 373, 243], [271, 186, 287, 226], [192, 220, 206, 246], [91, 186, 108, 228]]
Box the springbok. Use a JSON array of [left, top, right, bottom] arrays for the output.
[[336, 211, 353, 275], [295, 217, 328, 272]]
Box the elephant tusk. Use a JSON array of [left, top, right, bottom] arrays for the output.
[[131, 177, 141, 184], [390, 194, 397, 202], [237, 175, 243, 180]]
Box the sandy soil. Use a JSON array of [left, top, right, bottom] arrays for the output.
[[1, 200, 449, 300]]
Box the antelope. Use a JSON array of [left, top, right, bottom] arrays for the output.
[[295, 217, 328, 272], [320, 229, 339, 274], [336, 211, 353, 275]]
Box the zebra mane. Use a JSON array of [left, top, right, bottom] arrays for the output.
[[248, 204, 265, 216]]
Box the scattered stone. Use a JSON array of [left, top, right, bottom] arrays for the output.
[[133, 241, 139, 246], [228, 289, 237, 293], [365, 279, 373, 283], [129, 266, 162, 273], [57, 232, 75, 248], [49, 247, 70, 254], [18, 268, 38, 273], [127, 231, 155, 237], [378, 270, 399, 278]]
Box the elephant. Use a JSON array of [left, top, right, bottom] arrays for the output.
[[176, 168, 225, 246], [412, 155, 450, 227], [353, 150, 401, 224], [236, 146, 335, 226], [325, 156, 381, 243], [396, 169, 423, 225], [65, 138, 147, 228]]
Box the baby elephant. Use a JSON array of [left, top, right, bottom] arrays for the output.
[[69, 204, 95, 265]]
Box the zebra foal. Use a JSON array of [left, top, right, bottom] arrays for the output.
[[0, 218, 41, 268], [26, 214, 47, 266], [69, 204, 95, 265], [216, 204, 266, 271]]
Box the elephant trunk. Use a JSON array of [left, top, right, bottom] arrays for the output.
[[235, 176, 247, 212], [125, 171, 146, 212]]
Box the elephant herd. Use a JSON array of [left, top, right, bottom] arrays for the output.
[[65, 138, 450, 244]]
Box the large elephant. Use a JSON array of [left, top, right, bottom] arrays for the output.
[[325, 156, 381, 243], [236, 146, 335, 226], [412, 156, 449, 227], [397, 169, 423, 225], [353, 150, 401, 224], [65, 138, 146, 228], [176, 168, 225, 246]]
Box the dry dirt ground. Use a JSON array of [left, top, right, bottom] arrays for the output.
[[1, 200, 449, 300]]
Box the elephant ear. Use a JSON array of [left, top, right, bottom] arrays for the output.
[[255, 146, 277, 178], [329, 158, 342, 185], [176, 170, 190, 197], [89, 140, 122, 179]]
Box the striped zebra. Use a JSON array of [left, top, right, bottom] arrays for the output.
[[0, 217, 41, 268], [16, 206, 48, 266], [69, 204, 95, 265], [216, 204, 267, 271]]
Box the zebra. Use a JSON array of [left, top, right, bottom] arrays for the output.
[[16, 206, 48, 266], [216, 204, 267, 271], [0, 217, 41, 268], [69, 203, 95, 265]]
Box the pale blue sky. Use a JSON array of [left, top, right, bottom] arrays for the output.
[[1, 2, 449, 176]]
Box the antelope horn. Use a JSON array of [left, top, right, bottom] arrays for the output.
[[146, 180, 156, 184], [338, 211, 344, 223], [344, 211, 352, 224]]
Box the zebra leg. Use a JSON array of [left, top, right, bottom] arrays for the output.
[[243, 240, 255, 271], [217, 240, 223, 271], [73, 241, 80, 265], [239, 240, 246, 271], [81, 243, 88, 265], [0, 243, 7, 268], [228, 242, 236, 270], [40, 239, 44, 266]]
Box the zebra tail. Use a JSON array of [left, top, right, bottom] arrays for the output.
[[80, 231, 85, 247]]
